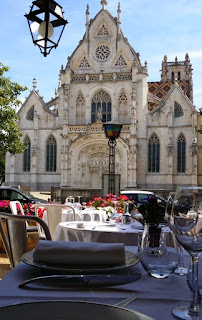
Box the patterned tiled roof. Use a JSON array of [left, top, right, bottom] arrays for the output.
[[148, 80, 191, 111]]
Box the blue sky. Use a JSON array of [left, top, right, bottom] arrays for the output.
[[1, 0, 202, 109]]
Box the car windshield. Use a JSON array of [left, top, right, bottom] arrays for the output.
[[18, 189, 36, 199]]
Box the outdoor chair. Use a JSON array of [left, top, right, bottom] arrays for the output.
[[10, 200, 38, 233], [35, 204, 77, 238], [0, 211, 51, 268]]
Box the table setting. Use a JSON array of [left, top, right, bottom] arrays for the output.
[[0, 241, 194, 320], [0, 191, 202, 319]]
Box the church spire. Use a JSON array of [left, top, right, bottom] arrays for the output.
[[32, 78, 37, 91], [85, 4, 89, 40], [117, 2, 121, 37], [101, 0, 107, 10]]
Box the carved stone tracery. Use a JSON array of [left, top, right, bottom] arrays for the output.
[[95, 45, 110, 61], [97, 24, 110, 36]]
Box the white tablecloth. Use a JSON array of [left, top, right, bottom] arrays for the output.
[[53, 221, 144, 245]]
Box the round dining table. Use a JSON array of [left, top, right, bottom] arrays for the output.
[[53, 221, 145, 246]]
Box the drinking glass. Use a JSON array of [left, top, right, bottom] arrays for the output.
[[140, 222, 180, 279], [165, 192, 188, 276], [171, 186, 202, 319]]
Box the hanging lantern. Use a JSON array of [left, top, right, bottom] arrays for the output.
[[25, 0, 68, 57]]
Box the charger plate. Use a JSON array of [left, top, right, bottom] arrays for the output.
[[22, 250, 139, 274], [0, 301, 155, 320]]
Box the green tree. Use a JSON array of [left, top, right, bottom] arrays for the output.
[[0, 62, 28, 176]]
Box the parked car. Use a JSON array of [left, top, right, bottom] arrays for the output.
[[0, 187, 47, 205], [120, 190, 167, 210]]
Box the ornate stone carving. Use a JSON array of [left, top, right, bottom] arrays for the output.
[[116, 73, 132, 80], [115, 55, 127, 67], [95, 45, 110, 61], [191, 142, 198, 156], [79, 57, 91, 68], [97, 24, 109, 36], [167, 144, 173, 155], [31, 146, 38, 157], [63, 84, 69, 106]]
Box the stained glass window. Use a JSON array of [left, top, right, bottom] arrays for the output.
[[46, 135, 57, 172], [177, 133, 186, 173], [23, 136, 31, 172], [91, 90, 111, 123], [148, 134, 160, 172], [174, 101, 183, 118], [26, 106, 34, 121]]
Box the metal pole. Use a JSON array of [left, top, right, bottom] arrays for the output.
[[108, 139, 117, 195]]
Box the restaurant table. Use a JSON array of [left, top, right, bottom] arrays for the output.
[[0, 246, 194, 320], [53, 221, 144, 245]]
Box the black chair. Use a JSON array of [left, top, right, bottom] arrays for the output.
[[0, 211, 52, 268]]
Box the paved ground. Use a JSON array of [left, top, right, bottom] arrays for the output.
[[31, 191, 51, 201], [0, 253, 11, 279]]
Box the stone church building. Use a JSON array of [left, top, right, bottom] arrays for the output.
[[5, 1, 199, 199]]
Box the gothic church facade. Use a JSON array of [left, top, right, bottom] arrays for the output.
[[5, 1, 198, 196]]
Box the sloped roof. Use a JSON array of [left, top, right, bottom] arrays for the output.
[[17, 90, 45, 115], [148, 80, 191, 111]]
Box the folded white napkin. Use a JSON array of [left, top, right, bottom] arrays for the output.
[[33, 240, 125, 266]]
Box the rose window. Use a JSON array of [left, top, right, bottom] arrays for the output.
[[95, 45, 110, 61]]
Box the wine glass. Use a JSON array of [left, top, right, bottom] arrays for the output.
[[171, 186, 202, 319], [165, 192, 188, 276]]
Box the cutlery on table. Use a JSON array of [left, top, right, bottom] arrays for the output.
[[91, 223, 117, 230], [115, 293, 137, 307], [19, 273, 141, 289]]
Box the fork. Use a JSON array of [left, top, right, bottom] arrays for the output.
[[115, 293, 137, 308]]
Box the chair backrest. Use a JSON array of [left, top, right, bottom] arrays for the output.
[[46, 204, 76, 238], [0, 211, 51, 268], [10, 201, 38, 233], [35, 204, 76, 238], [9, 201, 25, 215]]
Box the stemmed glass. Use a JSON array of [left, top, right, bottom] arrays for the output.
[[165, 192, 188, 276], [171, 186, 202, 319]]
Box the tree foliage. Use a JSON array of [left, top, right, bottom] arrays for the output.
[[0, 62, 28, 174]]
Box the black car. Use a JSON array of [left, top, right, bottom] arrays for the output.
[[0, 187, 47, 204]]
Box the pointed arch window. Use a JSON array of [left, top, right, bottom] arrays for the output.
[[174, 101, 184, 118], [177, 133, 186, 173], [46, 135, 57, 172], [118, 90, 128, 123], [148, 134, 160, 173], [76, 91, 85, 124], [23, 136, 31, 172], [171, 72, 174, 81], [26, 106, 34, 121], [91, 90, 111, 123]]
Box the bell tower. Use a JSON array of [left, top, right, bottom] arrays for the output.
[[160, 53, 193, 101]]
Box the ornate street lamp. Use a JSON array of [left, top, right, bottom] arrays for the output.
[[103, 120, 122, 195], [25, 0, 68, 57]]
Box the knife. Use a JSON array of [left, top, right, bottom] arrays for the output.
[[19, 273, 141, 289]]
